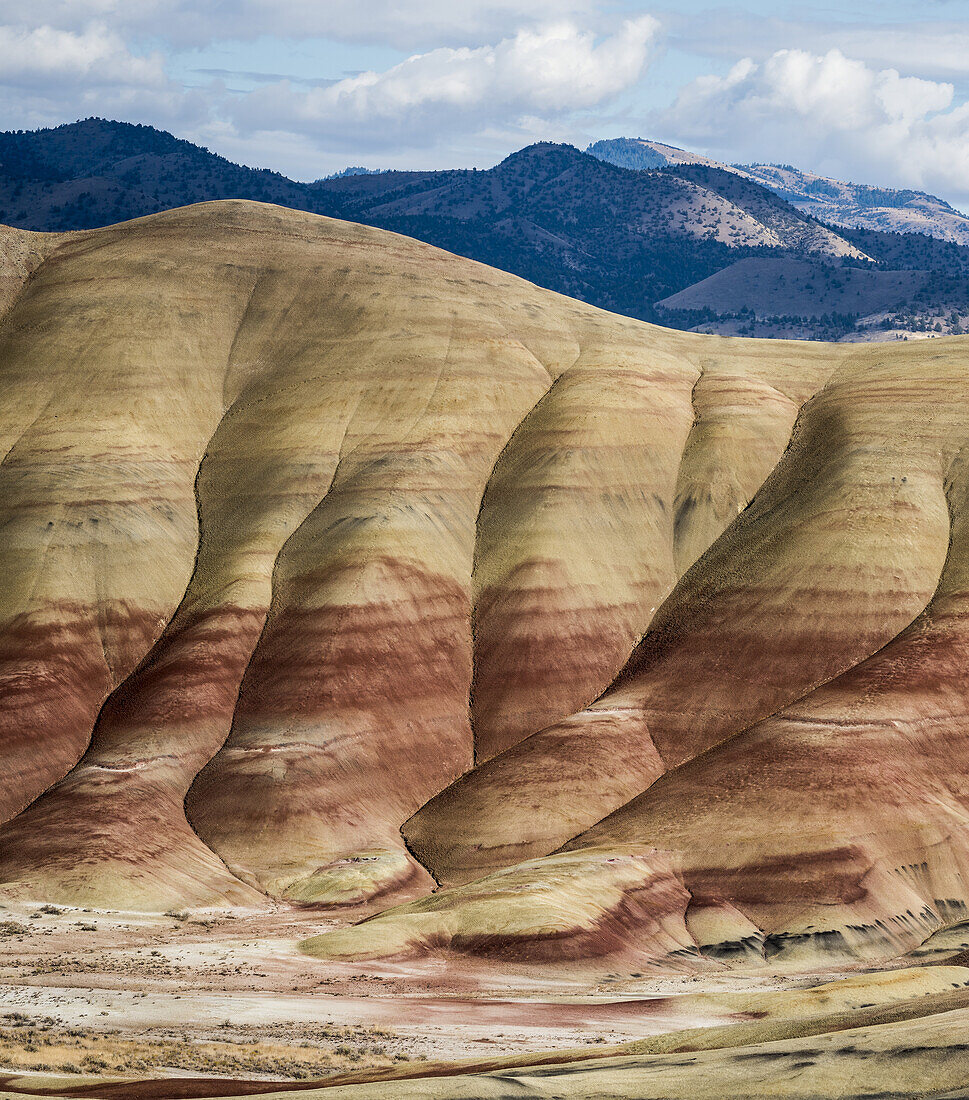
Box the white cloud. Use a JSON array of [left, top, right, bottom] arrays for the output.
[[0, 9, 659, 176], [658, 48, 969, 205], [666, 49, 953, 137], [230, 17, 659, 150], [0, 1, 599, 50], [0, 23, 210, 138], [669, 15, 969, 84], [0, 24, 166, 89]]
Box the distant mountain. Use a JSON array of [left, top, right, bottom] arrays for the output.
[[738, 163, 969, 247], [589, 137, 969, 247], [2, 118, 969, 340], [588, 137, 725, 172], [318, 148, 969, 339], [0, 118, 312, 230], [0, 119, 868, 324], [324, 165, 384, 179], [314, 142, 863, 261]]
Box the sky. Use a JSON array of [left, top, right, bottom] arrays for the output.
[[2, 1, 969, 208]]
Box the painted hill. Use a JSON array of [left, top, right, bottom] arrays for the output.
[[4, 202, 969, 991], [0, 199, 745, 910], [309, 319, 969, 971], [589, 137, 969, 247]]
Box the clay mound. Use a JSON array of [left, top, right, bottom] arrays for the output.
[[304, 339, 969, 968], [403, 344, 954, 886], [5, 199, 969, 970], [0, 200, 797, 910]]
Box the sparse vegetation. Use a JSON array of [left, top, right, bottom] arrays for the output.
[[5, 120, 969, 343], [0, 1012, 402, 1081]]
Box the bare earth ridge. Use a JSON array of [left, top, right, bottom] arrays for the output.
[[4, 200, 969, 1096]]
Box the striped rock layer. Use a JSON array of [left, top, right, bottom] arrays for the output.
[[2, 202, 969, 973]]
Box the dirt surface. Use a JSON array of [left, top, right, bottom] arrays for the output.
[[0, 899, 912, 1087]]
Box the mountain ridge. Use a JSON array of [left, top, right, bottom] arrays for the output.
[[0, 119, 928, 332], [588, 136, 969, 246]]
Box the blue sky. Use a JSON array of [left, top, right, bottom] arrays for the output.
[[1, 1, 969, 208]]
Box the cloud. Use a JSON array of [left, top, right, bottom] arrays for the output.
[[665, 49, 953, 138], [657, 48, 969, 205], [0, 23, 166, 89], [0, 9, 658, 176], [0, 23, 209, 137], [668, 14, 969, 85], [229, 16, 659, 150], [191, 69, 342, 89], [0, 1, 599, 50]]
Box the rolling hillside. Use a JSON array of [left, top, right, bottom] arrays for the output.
[[6, 199, 969, 1097], [656, 256, 925, 317], [0, 200, 967, 982]]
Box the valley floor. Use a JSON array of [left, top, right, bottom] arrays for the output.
[[3, 902, 969, 1097]]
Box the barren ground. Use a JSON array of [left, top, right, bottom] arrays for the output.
[[3, 901, 967, 1089]]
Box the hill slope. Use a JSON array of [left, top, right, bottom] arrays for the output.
[[0, 119, 311, 229], [742, 162, 969, 246], [589, 137, 969, 246], [309, 322, 969, 971], [3, 203, 969, 982], [657, 256, 925, 317], [0, 200, 731, 909]]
